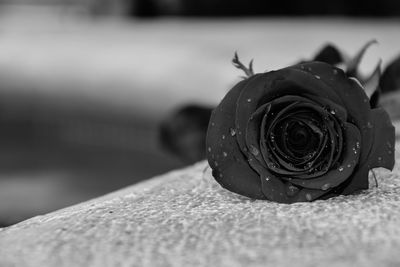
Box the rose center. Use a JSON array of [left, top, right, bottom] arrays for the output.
[[284, 121, 318, 156]]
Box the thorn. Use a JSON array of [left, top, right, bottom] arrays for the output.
[[346, 39, 378, 77], [232, 52, 255, 78]]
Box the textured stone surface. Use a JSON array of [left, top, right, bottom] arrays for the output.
[[1, 147, 400, 267]]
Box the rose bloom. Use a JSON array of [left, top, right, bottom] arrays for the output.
[[206, 62, 395, 203]]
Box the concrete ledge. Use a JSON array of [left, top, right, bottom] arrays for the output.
[[1, 147, 400, 266]]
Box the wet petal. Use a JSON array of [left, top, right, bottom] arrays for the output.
[[364, 107, 395, 170], [286, 123, 361, 190], [245, 103, 271, 168], [235, 67, 344, 155], [249, 159, 327, 203], [206, 79, 265, 199], [293, 61, 373, 166]]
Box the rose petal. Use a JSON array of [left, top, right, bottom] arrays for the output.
[[206, 78, 266, 199], [284, 123, 361, 190], [302, 94, 348, 122], [248, 157, 327, 203], [293, 62, 374, 166], [323, 164, 369, 197], [262, 101, 336, 175], [235, 67, 344, 155], [364, 107, 395, 170], [245, 103, 271, 168]]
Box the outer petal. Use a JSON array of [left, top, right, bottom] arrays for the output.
[[245, 103, 271, 168], [364, 107, 395, 170], [206, 79, 266, 199], [248, 157, 328, 203], [334, 107, 395, 195]]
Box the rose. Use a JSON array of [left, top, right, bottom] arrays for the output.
[[206, 61, 395, 203]]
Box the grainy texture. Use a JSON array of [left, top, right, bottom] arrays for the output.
[[1, 146, 400, 267]]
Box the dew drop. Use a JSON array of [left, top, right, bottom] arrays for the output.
[[265, 177, 270, 181], [321, 183, 330, 190], [333, 69, 338, 75], [247, 98, 252, 103], [249, 145, 259, 156], [211, 122, 215, 126], [347, 164, 351, 168], [222, 135, 225, 140], [338, 166, 344, 172], [230, 128, 236, 136], [378, 157, 382, 161], [208, 147, 211, 152], [330, 109, 336, 115], [219, 173, 223, 178], [314, 75, 321, 79], [287, 185, 299, 196], [305, 193, 312, 201], [223, 152, 228, 157]]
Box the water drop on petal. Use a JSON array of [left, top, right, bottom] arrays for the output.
[[338, 166, 344, 172], [230, 128, 236, 136], [321, 183, 331, 190], [249, 145, 259, 156], [305, 193, 312, 201]]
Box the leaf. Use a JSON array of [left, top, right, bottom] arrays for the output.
[[380, 54, 400, 94], [345, 39, 378, 77], [232, 52, 255, 78], [313, 43, 343, 65], [159, 104, 213, 163]]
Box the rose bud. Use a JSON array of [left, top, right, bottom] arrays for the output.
[[206, 60, 395, 203]]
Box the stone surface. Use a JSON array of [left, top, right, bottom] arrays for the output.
[[1, 144, 400, 267]]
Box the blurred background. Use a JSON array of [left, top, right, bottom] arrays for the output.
[[0, 0, 400, 226]]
